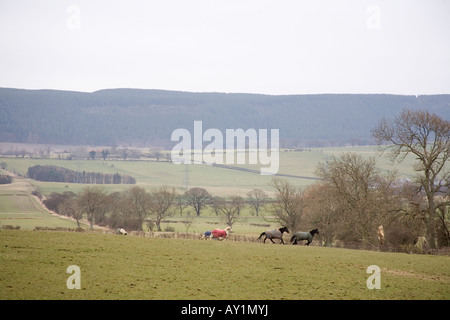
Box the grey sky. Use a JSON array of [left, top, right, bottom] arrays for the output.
[[0, 0, 449, 95]]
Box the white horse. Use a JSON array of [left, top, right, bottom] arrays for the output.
[[117, 228, 127, 235], [211, 226, 232, 241]]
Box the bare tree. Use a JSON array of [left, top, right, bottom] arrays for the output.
[[314, 153, 398, 246], [214, 196, 244, 228], [372, 109, 450, 248], [302, 182, 341, 247], [148, 185, 177, 231], [150, 147, 163, 161], [267, 178, 304, 232], [101, 149, 109, 161], [123, 186, 151, 231], [88, 150, 96, 160], [77, 186, 108, 229], [182, 211, 195, 232], [175, 194, 188, 216], [247, 189, 267, 216], [59, 197, 83, 228], [211, 196, 223, 216], [184, 187, 211, 216]]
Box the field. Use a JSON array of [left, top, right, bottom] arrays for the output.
[[1, 229, 449, 300], [0, 145, 418, 197], [0, 145, 419, 233], [0, 175, 88, 231], [2, 145, 448, 301]]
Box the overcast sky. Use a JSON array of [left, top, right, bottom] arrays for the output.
[[0, 0, 449, 95]]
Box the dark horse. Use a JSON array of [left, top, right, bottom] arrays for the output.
[[290, 229, 319, 246], [257, 226, 289, 244]]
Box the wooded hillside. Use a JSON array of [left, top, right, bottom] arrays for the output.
[[1, 87, 449, 147]]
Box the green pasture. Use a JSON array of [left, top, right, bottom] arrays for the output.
[[1, 229, 449, 300], [0, 146, 421, 233], [0, 146, 419, 197], [0, 194, 87, 231], [0, 175, 88, 230], [0, 171, 274, 233]]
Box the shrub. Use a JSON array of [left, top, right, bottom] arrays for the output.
[[164, 226, 175, 232]]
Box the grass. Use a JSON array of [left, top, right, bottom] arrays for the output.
[[0, 145, 426, 234], [1, 229, 449, 300], [0, 176, 89, 231], [0, 145, 419, 197], [0, 171, 274, 233]]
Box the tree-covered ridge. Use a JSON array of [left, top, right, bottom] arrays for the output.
[[1, 87, 449, 147]]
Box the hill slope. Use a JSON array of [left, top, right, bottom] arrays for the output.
[[1, 87, 449, 147]]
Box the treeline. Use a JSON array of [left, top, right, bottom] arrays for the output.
[[267, 109, 450, 253], [0, 174, 12, 184], [42, 186, 257, 233], [27, 165, 136, 184], [42, 167, 449, 254]]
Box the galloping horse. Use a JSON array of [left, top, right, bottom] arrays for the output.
[[211, 226, 232, 241], [201, 231, 212, 240], [257, 226, 289, 244], [116, 228, 127, 235], [290, 229, 319, 246]]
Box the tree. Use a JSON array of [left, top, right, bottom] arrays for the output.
[[182, 211, 195, 232], [120, 148, 128, 160], [372, 109, 450, 248], [314, 153, 398, 246], [267, 178, 304, 232], [101, 149, 109, 160], [0, 175, 12, 184], [175, 194, 188, 216], [77, 186, 108, 229], [247, 189, 267, 216], [59, 197, 83, 228], [302, 182, 341, 247], [88, 150, 96, 160], [184, 187, 211, 216], [122, 186, 151, 231], [213, 196, 244, 228], [43, 191, 77, 212], [211, 196, 223, 216], [148, 185, 177, 231]]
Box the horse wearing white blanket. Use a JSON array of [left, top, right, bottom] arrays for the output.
[[116, 228, 127, 235]]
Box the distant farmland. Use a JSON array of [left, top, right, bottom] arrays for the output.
[[0, 145, 418, 197]]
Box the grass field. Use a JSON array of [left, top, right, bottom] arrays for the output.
[[0, 175, 88, 231], [1, 229, 449, 300], [0, 171, 273, 233], [0, 145, 424, 234], [0, 145, 418, 197], [1, 147, 449, 301]]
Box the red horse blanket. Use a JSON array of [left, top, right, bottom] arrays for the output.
[[212, 229, 227, 238]]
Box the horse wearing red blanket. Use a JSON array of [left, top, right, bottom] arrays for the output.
[[211, 226, 232, 241]]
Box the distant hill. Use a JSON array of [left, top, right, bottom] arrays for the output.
[[1, 87, 449, 148]]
